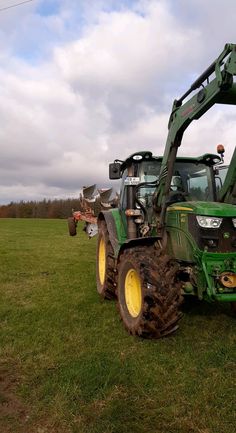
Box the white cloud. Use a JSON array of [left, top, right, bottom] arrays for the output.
[[0, 0, 235, 203]]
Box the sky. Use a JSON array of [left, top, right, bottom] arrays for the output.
[[0, 0, 236, 203]]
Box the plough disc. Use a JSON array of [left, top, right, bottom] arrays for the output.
[[67, 185, 119, 238]]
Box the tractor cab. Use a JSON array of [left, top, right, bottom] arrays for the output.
[[110, 151, 222, 221]]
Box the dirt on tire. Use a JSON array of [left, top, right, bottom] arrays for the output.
[[117, 245, 183, 338], [96, 220, 116, 299]]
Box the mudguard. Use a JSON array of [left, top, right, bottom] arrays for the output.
[[98, 209, 159, 258], [97, 209, 126, 257]]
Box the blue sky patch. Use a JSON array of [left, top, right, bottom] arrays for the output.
[[36, 0, 59, 17]]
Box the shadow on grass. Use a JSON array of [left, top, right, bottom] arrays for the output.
[[181, 296, 233, 317]]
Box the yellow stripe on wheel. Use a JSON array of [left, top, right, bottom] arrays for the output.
[[98, 237, 106, 285], [125, 269, 142, 317]]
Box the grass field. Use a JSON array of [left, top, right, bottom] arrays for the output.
[[0, 218, 235, 433]]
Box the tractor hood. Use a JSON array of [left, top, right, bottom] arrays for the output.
[[167, 201, 236, 217]]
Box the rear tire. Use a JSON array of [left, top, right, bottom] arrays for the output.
[[68, 217, 77, 236], [117, 246, 183, 338], [96, 220, 116, 299]]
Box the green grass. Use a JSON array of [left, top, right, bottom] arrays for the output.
[[0, 218, 235, 433]]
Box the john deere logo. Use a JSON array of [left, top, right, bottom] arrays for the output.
[[223, 232, 230, 239]]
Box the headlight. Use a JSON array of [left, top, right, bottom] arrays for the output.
[[233, 218, 236, 228], [196, 216, 223, 228]]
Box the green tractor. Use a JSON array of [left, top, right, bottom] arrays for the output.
[[71, 44, 236, 338]]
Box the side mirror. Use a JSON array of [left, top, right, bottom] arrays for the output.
[[109, 162, 121, 179]]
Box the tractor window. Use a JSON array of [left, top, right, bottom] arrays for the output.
[[174, 162, 215, 201], [215, 165, 228, 199], [137, 161, 161, 206], [139, 160, 161, 182], [187, 171, 209, 200], [217, 166, 228, 184]]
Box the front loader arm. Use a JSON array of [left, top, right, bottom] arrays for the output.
[[219, 146, 236, 204], [154, 43, 236, 235]]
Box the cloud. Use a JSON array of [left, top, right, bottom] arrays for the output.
[[0, 0, 235, 203]]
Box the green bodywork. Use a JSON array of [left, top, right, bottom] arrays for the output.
[[167, 201, 236, 217], [109, 208, 126, 255], [103, 199, 236, 303], [166, 202, 236, 301]]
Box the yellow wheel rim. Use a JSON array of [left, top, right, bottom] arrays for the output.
[[125, 268, 142, 318], [98, 237, 106, 285]]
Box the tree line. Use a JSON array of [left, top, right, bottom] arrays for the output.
[[0, 198, 83, 219]]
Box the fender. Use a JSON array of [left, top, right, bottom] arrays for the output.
[[118, 236, 159, 257], [97, 209, 126, 257], [98, 209, 160, 259]]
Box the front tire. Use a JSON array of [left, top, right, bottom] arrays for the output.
[[96, 220, 116, 299], [117, 246, 183, 338]]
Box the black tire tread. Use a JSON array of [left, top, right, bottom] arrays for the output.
[[96, 220, 116, 299], [68, 217, 77, 236], [117, 246, 183, 338]]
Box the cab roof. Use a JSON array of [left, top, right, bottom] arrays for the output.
[[118, 151, 221, 172]]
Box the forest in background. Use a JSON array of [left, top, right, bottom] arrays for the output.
[[0, 186, 208, 219], [0, 198, 83, 219]]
